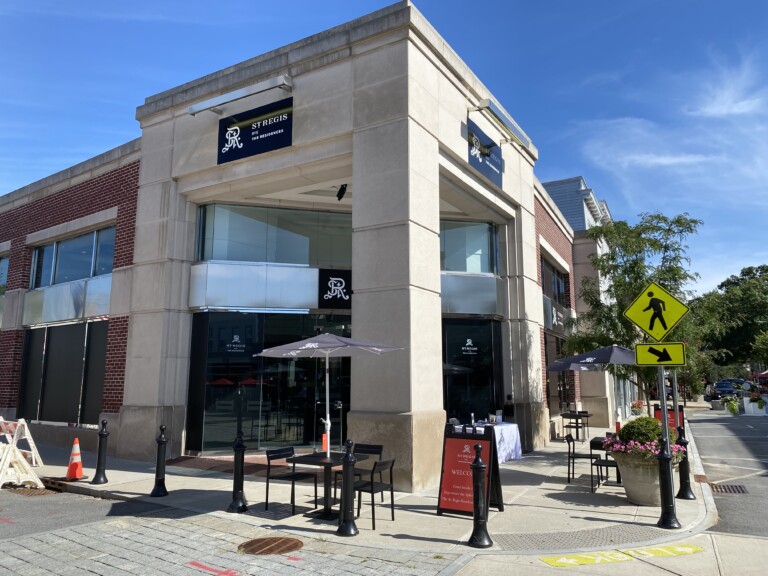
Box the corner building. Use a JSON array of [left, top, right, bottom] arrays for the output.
[[0, 1, 579, 492]]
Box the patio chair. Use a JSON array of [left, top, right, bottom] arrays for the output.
[[333, 443, 384, 502], [354, 458, 395, 530], [565, 433, 596, 483], [265, 447, 318, 516]]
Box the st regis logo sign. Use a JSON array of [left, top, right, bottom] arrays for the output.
[[217, 97, 293, 164]]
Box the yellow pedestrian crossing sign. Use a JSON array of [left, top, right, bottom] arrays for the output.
[[635, 342, 687, 366], [624, 282, 689, 341]]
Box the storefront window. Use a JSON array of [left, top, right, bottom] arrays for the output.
[[199, 204, 351, 268], [31, 227, 115, 288], [186, 311, 352, 453], [442, 318, 502, 423], [440, 221, 496, 273]]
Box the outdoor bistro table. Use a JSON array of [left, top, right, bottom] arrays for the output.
[[561, 411, 591, 441], [287, 451, 369, 520]]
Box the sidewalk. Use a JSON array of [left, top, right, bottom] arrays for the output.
[[29, 421, 717, 557]]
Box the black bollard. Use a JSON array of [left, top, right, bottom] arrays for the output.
[[337, 439, 359, 537], [675, 426, 696, 500], [227, 430, 248, 513], [150, 425, 169, 497], [467, 444, 493, 548], [91, 420, 109, 485], [656, 438, 681, 529]]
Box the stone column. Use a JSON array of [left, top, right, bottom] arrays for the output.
[[345, 41, 444, 492]]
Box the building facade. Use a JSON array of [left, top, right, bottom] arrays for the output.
[[0, 1, 580, 491], [542, 176, 632, 427]]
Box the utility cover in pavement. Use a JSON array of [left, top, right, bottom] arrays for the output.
[[238, 537, 303, 555]]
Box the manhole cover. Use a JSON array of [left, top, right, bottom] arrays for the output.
[[238, 537, 303, 555], [710, 484, 748, 494], [694, 474, 707, 483], [3, 487, 59, 496]]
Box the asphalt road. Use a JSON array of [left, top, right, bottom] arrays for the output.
[[687, 409, 768, 537]]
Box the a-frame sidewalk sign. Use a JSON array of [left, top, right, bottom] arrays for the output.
[[437, 423, 503, 515]]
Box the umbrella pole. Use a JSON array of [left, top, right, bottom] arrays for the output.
[[325, 357, 331, 457], [257, 377, 263, 450]]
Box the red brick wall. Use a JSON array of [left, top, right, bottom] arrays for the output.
[[535, 198, 578, 403], [103, 316, 129, 413], [0, 161, 139, 412], [0, 331, 24, 410]]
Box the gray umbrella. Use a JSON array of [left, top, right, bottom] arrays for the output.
[[546, 344, 635, 372], [255, 333, 403, 456]]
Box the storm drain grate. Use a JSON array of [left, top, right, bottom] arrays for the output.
[[710, 484, 748, 494], [238, 537, 303, 555], [3, 487, 59, 496]]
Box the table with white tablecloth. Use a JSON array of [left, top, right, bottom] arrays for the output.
[[493, 422, 522, 462], [451, 422, 522, 462]]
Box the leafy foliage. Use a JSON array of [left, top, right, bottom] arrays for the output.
[[565, 212, 702, 397], [701, 265, 768, 365]]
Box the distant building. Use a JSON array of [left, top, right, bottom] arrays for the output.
[[1, 1, 582, 491], [543, 176, 633, 426]]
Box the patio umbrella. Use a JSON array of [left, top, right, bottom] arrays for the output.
[[255, 333, 403, 456], [546, 344, 635, 372]]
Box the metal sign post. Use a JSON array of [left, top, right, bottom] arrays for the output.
[[656, 367, 680, 529], [624, 281, 688, 530]]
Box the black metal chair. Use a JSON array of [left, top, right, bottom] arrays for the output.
[[577, 410, 591, 439], [265, 447, 318, 515], [354, 459, 395, 530], [589, 437, 620, 492], [565, 433, 596, 483], [333, 443, 384, 502]]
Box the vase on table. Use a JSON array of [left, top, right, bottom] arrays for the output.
[[611, 452, 672, 506]]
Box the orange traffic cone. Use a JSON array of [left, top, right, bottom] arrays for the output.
[[66, 438, 84, 480]]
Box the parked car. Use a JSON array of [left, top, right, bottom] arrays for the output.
[[711, 379, 744, 399]]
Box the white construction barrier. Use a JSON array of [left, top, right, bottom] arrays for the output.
[[0, 444, 44, 488], [0, 417, 43, 466]]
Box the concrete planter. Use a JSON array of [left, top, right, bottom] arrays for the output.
[[743, 398, 768, 416], [611, 452, 662, 506]]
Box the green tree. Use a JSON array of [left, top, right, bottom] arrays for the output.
[[701, 265, 768, 366], [565, 212, 702, 400], [753, 331, 768, 367]]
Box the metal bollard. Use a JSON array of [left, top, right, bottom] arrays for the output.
[[91, 420, 109, 485], [336, 439, 359, 537], [656, 438, 681, 529], [467, 444, 493, 548], [227, 430, 248, 513], [150, 425, 169, 497], [675, 426, 695, 500]]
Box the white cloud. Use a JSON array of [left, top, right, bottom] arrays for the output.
[[687, 51, 768, 118]]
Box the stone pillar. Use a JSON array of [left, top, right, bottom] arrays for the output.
[[117, 118, 197, 460], [345, 41, 444, 492]]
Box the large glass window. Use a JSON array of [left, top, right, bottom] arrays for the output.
[[0, 256, 8, 295], [199, 204, 351, 268], [440, 221, 496, 273], [31, 227, 115, 288], [541, 257, 567, 306]]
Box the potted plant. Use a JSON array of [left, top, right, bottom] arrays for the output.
[[744, 390, 767, 415], [603, 416, 685, 506], [724, 396, 740, 416], [630, 400, 644, 416]]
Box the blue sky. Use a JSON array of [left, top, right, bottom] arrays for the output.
[[1, 0, 766, 294]]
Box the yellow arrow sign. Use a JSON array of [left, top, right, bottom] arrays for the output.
[[635, 343, 687, 366], [624, 281, 689, 341], [540, 544, 704, 567]]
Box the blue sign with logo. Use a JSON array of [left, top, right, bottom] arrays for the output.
[[467, 120, 503, 188], [217, 97, 293, 164]]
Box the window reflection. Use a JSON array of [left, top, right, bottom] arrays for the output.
[[440, 221, 496, 273], [31, 227, 115, 288], [199, 204, 351, 268]]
